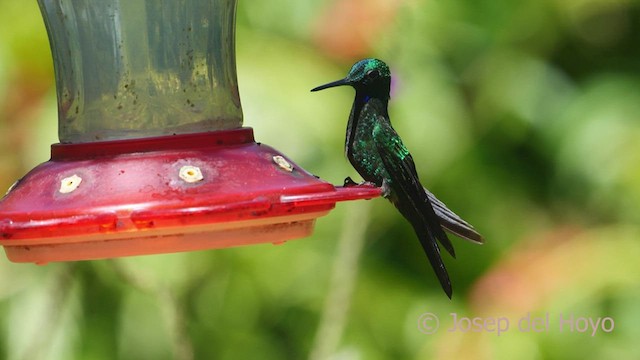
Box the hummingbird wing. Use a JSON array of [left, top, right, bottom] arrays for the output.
[[372, 119, 454, 298], [424, 188, 484, 244]]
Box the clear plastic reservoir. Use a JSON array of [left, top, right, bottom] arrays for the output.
[[38, 0, 243, 143]]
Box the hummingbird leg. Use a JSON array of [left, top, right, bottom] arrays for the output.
[[380, 179, 392, 197]]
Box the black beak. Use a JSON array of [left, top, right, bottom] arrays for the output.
[[311, 78, 350, 92]]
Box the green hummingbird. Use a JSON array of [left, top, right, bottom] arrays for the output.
[[311, 58, 483, 298]]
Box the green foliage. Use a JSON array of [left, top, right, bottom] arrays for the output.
[[1, 0, 639, 359]]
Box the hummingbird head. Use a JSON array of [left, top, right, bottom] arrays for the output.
[[311, 58, 391, 97]]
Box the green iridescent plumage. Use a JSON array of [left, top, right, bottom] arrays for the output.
[[312, 58, 483, 298]]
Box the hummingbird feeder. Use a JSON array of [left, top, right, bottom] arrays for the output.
[[0, 0, 380, 264]]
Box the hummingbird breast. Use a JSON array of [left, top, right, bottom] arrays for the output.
[[346, 100, 389, 186]]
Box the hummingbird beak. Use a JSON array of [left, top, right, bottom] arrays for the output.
[[311, 78, 350, 92]]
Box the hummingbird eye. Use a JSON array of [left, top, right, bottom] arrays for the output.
[[366, 70, 380, 80]]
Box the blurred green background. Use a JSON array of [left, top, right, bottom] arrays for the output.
[[1, 0, 640, 359]]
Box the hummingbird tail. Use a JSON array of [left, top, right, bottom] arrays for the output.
[[395, 198, 454, 298], [373, 119, 455, 298], [424, 188, 484, 244], [413, 219, 453, 299]]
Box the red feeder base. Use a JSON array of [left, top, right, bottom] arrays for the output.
[[0, 128, 380, 264]]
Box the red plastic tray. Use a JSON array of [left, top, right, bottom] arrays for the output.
[[0, 128, 380, 263]]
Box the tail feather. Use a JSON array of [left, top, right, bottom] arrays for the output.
[[373, 115, 456, 298], [404, 207, 453, 298], [424, 188, 484, 244], [384, 178, 453, 298]]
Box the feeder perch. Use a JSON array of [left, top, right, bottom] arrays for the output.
[[0, 0, 380, 264]]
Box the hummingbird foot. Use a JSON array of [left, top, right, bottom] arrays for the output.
[[343, 177, 378, 188], [343, 177, 358, 187], [342, 176, 362, 187]]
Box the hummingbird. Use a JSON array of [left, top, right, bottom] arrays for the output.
[[311, 58, 483, 298]]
